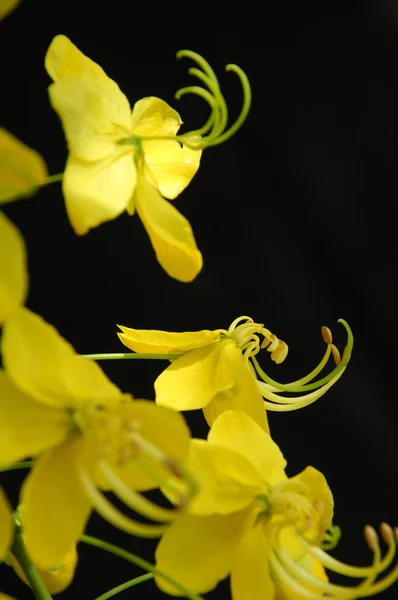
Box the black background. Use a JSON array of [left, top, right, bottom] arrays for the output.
[[1, 1, 398, 598]]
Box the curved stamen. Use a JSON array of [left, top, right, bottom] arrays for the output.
[[259, 368, 346, 411], [252, 319, 353, 395], [227, 315, 253, 334], [184, 67, 228, 140], [98, 462, 178, 523], [78, 465, 167, 537]]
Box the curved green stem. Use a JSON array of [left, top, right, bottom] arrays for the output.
[[0, 460, 33, 473], [44, 173, 63, 185], [80, 535, 205, 600], [82, 352, 182, 361], [94, 573, 153, 600], [11, 515, 53, 600]]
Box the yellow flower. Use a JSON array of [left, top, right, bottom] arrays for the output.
[[0, 211, 27, 325], [0, 0, 20, 21], [117, 316, 353, 431], [0, 129, 47, 204], [155, 410, 398, 599], [44, 35, 202, 282], [0, 307, 191, 569]]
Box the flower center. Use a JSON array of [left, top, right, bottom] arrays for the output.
[[221, 315, 288, 363]]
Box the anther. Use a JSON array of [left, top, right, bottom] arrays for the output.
[[380, 522, 394, 544], [331, 344, 341, 365], [321, 326, 333, 345], [364, 524, 379, 551]]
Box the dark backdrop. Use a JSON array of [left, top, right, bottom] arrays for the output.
[[1, 1, 398, 598]]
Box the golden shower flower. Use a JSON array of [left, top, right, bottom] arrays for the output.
[[0, 307, 191, 569], [117, 316, 353, 431], [44, 36, 251, 281], [0, 211, 27, 325], [155, 410, 398, 599], [0, 129, 47, 204], [0, 0, 20, 21]]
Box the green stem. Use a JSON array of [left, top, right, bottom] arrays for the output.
[[11, 517, 53, 600], [94, 573, 153, 600], [82, 352, 182, 361], [44, 173, 63, 185], [80, 535, 205, 600], [0, 460, 33, 473]]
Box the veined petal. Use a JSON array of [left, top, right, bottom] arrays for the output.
[[0, 129, 47, 204], [134, 174, 202, 282], [155, 340, 240, 411], [102, 401, 191, 491], [2, 308, 124, 409], [0, 212, 27, 324], [231, 522, 275, 600], [208, 410, 287, 486], [0, 488, 13, 561], [155, 511, 248, 595], [0, 372, 71, 466], [46, 36, 132, 159], [143, 140, 201, 200], [11, 545, 78, 593], [0, 0, 21, 20], [21, 437, 91, 569], [48, 76, 131, 162], [63, 152, 135, 235], [184, 440, 263, 516], [291, 466, 334, 541], [45, 35, 109, 81], [131, 97, 182, 137], [204, 359, 270, 432], [117, 325, 220, 354]]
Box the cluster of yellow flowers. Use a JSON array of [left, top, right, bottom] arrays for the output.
[[1, 3, 397, 599]]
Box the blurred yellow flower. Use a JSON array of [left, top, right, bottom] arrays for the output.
[[0, 0, 20, 21], [45, 35, 202, 282], [0, 211, 27, 325], [156, 410, 398, 600], [118, 316, 352, 431], [0, 129, 47, 204], [0, 307, 191, 569]]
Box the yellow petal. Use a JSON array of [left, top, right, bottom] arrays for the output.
[[45, 34, 107, 81], [0, 212, 27, 324], [204, 359, 270, 432], [231, 522, 275, 600], [117, 325, 220, 354], [0, 0, 20, 20], [155, 340, 240, 411], [134, 174, 202, 282], [292, 466, 334, 542], [102, 401, 191, 491], [11, 545, 78, 594], [0, 488, 13, 561], [142, 116, 202, 198], [0, 129, 47, 204], [21, 438, 91, 569], [63, 152, 135, 234], [131, 97, 182, 137], [184, 440, 263, 516], [155, 511, 248, 595], [0, 372, 71, 466], [208, 410, 287, 486], [2, 307, 124, 409], [46, 36, 132, 162]]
